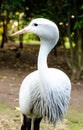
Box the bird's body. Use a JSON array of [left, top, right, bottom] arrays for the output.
[[20, 69, 71, 123], [11, 18, 71, 130]]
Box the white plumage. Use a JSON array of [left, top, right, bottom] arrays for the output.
[[11, 18, 71, 130]]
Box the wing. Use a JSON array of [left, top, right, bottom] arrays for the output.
[[19, 70, 42, 117]]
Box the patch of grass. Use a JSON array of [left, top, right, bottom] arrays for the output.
[[0, 104, 83, 130], [0, 104, 7, 111], [40, 119, 69, 130], [0, 104, 21, 130], [66, 109, 83, 130], [0, 104, 18, 117]]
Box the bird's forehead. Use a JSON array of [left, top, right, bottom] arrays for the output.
[[31, 18, 54, 26]]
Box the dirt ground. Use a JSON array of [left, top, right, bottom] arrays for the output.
[[0, 43, 83, 112]]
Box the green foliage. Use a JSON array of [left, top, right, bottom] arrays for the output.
[[74, 5, 83, 29], [74, 21, 83, 29], [0, 0, 26, 22], [23, 33, 40, 44]]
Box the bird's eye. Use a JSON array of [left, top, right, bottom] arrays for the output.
[[33, 23, 38, 26]]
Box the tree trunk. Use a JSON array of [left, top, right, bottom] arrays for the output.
[[19, 35, 23, 48], [18, 15, 23, 49], [1, 21, 6, 48], [63, 1, 83, 81]]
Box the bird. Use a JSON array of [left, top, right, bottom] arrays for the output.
[[11, 18, 71, 130]]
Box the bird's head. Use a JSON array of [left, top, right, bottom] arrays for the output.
[[11, 18, 59, 43]]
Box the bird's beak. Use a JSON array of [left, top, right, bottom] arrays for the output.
[[10, 26, 29, 36]]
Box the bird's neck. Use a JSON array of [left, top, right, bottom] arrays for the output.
[[37, 39, 56, 99], [38, 39, 55, 78]]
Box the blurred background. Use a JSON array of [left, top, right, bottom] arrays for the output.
[[0, 0, 83, 130], [0, 0, 83, 80]]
